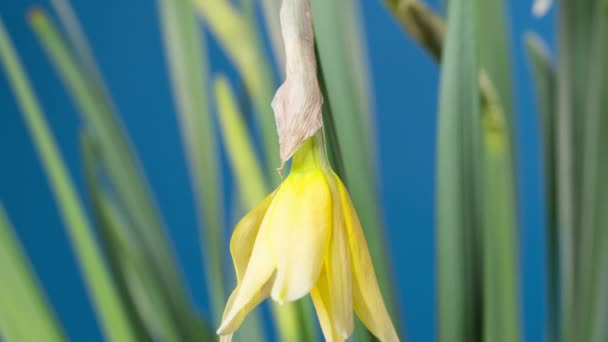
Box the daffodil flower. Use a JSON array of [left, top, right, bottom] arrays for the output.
[[217, 134, 399, 341]]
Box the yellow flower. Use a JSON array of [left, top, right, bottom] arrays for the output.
[[217, 135, 399, 342]]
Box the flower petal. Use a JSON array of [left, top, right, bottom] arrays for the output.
[[217, 223, 276, 335], [326, 175, 354, 338], [337, 177, 399, 342], [230, 192, 275, 282], [311, 270, 344, 342], [268, 169, 331, 302]]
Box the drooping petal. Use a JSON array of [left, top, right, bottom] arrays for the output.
[[311, 270, 344, 342], [325, 176, 354, 338], [217, 275, 274, 336], [267, 168, 331, 302], [230, 192, 275, 282], [336, 176, 399, 342], [217, 222, 276, 335]]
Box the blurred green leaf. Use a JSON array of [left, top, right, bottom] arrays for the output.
[[49, 0, 105, 91], [525, 31, 559, 342], [309, 0, 399, 329], [525, 33, 555, 156], [314, 47, 346, 177], [394, 2, 521, 340], [215, 76, 269, 207], [476, 2, 520, 340], [0, 205, 64, 341], [260, 0, 284, 71], [0, 310, 19, 342], [192, 0, 280, 176], [28, 9, 203, 340], [592, 185, 608, 342], [476, 0, 514, 118], [389, 0, 444, 62], [479, 73, 520, 342], [0, 18, 137, 341], [575, 5, 608, 341], [562, 0, 595, 218], [556, 0, 595, 338], [81, 131, 199, 341], [435, 0, 483, 340], [158, 0, 227, 325]]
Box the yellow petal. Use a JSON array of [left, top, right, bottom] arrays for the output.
[[217, 222, 276, 335], [267, 168, 331, 302], [336, 176, 399, 342], [311, 270, 344, 342], [230, 192, 275, 282], [326, 176, 354, 338]]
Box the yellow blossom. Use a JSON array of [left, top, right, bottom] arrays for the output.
[[217, 134, 399, 342]]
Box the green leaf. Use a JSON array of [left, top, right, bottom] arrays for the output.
[[214, 76, 269, 207], [259, 0, 284, 71], [525, 33, 555, 156], [479, 73, 521, 342], [591, 82, 608, 342], [28, 9, 202, 340], [476, 0, 514, 118], [475, 5, 520, 342], [0, 18, 137, 341], [81, 131, 199, 341], [311, 45, 345, 178], [575, 6, 608, 342], [309, 0, 399, 328], [192, 0, 280, 176], [524, 31, 559, 342], [435, 0, 482, 340], [388, 0, 444, 62], [0, 205, 64, 341], [556, 0, 596, 338], [158, 0, 227, 325], [48, 0, 105, 91]]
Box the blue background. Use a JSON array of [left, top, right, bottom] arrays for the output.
[[0, 1, 554, 341]]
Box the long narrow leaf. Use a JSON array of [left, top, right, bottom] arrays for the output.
[[525, 32, 559, 342], [309, 0, 399, 326], [0, 18, 137, 342], [475, 2, 520, 341], [479, 74, 520, 342], [28, 10, 203, 340], [476, 0, 514, 118], [158, 0, 227, 324], [0, 205, 64, 341], [387, 0, 444, 62], [260, 0, 285, 71], [576, 6, 608, 341], [435, 0, 482, 340], [80, 131, 200, 341], [192, 0, 279, 174], [556, 0, 594, 336], [215, 76, 269, 206], [563, 0, 595, 222]]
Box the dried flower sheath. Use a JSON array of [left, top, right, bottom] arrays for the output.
[[271, 0, 323, 165]]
